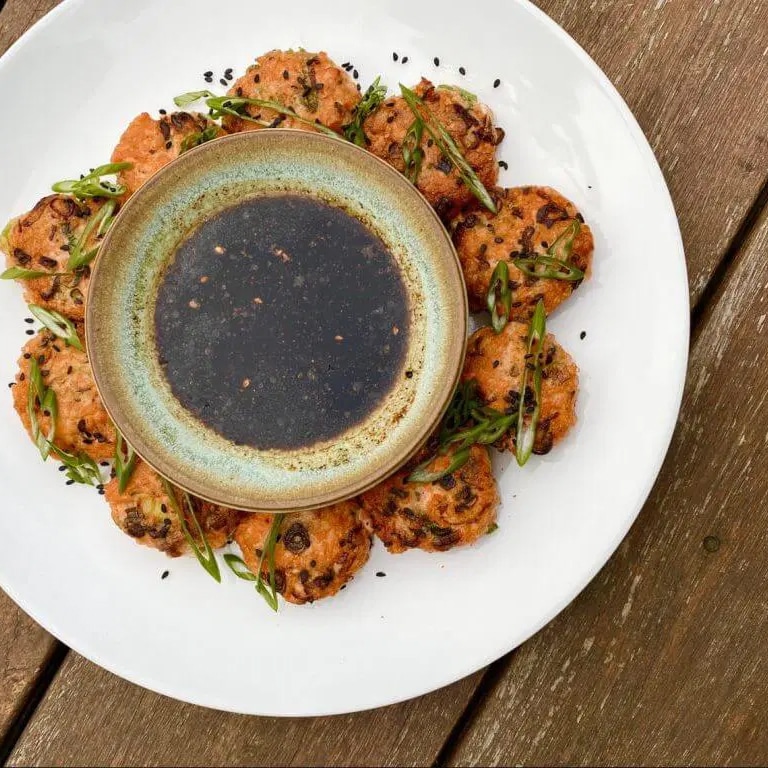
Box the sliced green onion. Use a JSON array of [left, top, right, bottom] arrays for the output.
[[52, 162, 132, 200], [1, 267, 54, 280], [548, 220, 580, 261], [407, 446, 471, 483], [114, 430, 137, 493], [343, 76, 387, 146], [161, 478, 221, 583], [515, 299, 546, 466], [486, 261, 512, 333], [486, 522, 499, 535], [49, 444, 102, 485], [174, 90, 337, 137], [223, 553, 260, 582], [400, 84, 496, 213], [402, 119, 425, 183], [436, 84, 478, 105], [254, 515, 283, 612], [27, 358, 55, 460], [179, 124, 220, 154], [514, 255, 584, 281], [66, 199, 117, 271], [28, 304, 83, 351]]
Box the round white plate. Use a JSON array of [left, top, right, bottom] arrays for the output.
[[0, 0, 688, 716]]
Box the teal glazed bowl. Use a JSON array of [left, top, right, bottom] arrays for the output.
[[86, 130, 467, 511]]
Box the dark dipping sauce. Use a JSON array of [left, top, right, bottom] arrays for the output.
[[154, 194, 410, 450]]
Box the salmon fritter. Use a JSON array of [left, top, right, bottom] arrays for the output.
[[461, 323, 578, 456], [2, 195, 109, 321], [223, 50, 360, 135], [452, 186, 594, 317], [363, 79, 503, 219], [105, 460, 241, 557], [12, 330, 115, 462], [359, 444, 498, 554], [234, 501, 371, 604], [111, 111, 222, 197]]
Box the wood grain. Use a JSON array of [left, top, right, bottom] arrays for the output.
[[531, 0, 768, 305], [0, 0, 60, 56], [0, 593, 59, 743], [446, 207, 768, 766], [8, 657, 481, 767]]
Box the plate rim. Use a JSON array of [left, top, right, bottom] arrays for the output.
[[0, 0, 689, 717]]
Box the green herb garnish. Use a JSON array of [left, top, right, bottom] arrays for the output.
[[66, 199, 117, 271], [49, 444, 102, 485], [343, 76, 387, 146], [174, 90, 337, 137], [548, 220, 580, 262], [436, 84, 478, 105], [515, 299, 546, 466], [223, 553, 260, 582], [255, 515, 283, 611], [52, 163, 132, 200], [28, 304, 83, 351], [27, 358, 56, 460], [487, 522, 499, 535], [402, 119, 425, 183], [114, 430, 137, 493], [399, 84, 496, 213], [486, 261, 512, 333], [161, 477, 221, 583], [1, 267, 55, 280], [513, 221, 584, 281], [407, 446, 471, 483], [179, 124, 220, 154]]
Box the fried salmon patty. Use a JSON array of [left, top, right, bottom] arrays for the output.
[[111, 111, 222, 197], [12, 330, 115, 462], [461, 323, 578, 455], [223, 50, 360, 134], [452, 186, 594, 318], [2, 195, 108, 321], [234, 501, 371, 604], [359, 444, 498, 553], [105, 460, 241, 557], [363, 79, 502, 218]]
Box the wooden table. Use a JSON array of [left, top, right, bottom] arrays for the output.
[[1, 1, 767, 765]]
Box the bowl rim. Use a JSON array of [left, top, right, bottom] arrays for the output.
[[86, 128, 468, 512]]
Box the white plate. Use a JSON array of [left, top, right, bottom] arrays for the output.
[[0, 0, 688, 716]]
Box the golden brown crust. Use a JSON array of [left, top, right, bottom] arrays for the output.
[[104, 460, 241, 557], [461, 323, 578, 455], [223, 50, 360, 134], [358, 444, 498, 553], [452, 186, 594, 317], [2, 195, 106, 321], [234, 501, 371, 604], [363, 79, 502, 219], [12, 330, 115, 461], [111, 111, 222, 197]]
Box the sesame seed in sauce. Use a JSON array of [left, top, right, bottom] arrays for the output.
[[334, 335, 344, 342], [189, 299, 200, 309], [214, 245, 225, 254], [200, 275, 209, 283]]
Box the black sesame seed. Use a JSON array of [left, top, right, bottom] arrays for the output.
[[282, 69, 289, 79], [580, 331, 587, 340], [376, 571, 386, 577], [219, 78, 227, 87], [98, 489, 105, 495], [25, 329, 34, 335], [23, 353, 31, 359], [353, 69, 359, 79], [225, 67, 233, 75], [498, 160, 509, 170], [58, 465, 66, 472], [204, 71, 213, 77], [433, 57, 440, 66], [161, 570, 170, 580], [341, 61, 350, 68], [24, 317, 34, 324], [493, 78, 501, 88], [459, 66, 466, 75], [165, 141, 172, 150], [100, 461, 109, 467], [204, 76, 213, 83], [7, 382, 13, 388], [405, 370, 414, 379], [159, 108, 167, 115], [66, 480, 74, 486], [392, 52, 399, 61], [224, 72, 233, 81], [401, 56, 409, 64]]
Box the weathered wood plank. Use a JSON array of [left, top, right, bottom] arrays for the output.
[[0, 593, 59, 744], [0, 0, 60, 56], [532, 0, 768, 304], [8, 657, 481, 767], [446, 207, 768, 766]]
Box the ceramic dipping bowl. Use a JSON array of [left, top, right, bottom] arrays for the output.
[[86, 129, 467, 511]]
